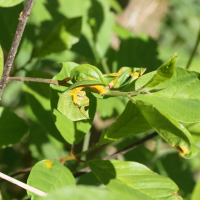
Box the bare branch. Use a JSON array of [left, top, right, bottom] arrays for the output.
[[6, 77, 71, 87], [74, 132, 158, 177], [0, 0, 35, 100], [0, 172, 47, 197]]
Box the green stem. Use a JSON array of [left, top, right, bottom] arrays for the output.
[[186, 25, 200, 69], [60, 143, 101, 162], [102, 90, 137, 97]]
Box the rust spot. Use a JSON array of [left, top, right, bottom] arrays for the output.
[[69, 87, 84, 105], [89, 85, 108, 95], [63, 77, 70, 82], [44, 161, 53, 168], [173, 146, 189, 155]]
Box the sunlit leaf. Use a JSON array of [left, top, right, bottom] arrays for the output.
[[135, 67, 200, 123], [50, 62, 96, 144], [135, 100, 198, 159], [0, 0, 24, 7], [27, 160, 75, 199], [105, 101, 152, 140], [34, 186, 135, 200], [89, 160, 182, 200]]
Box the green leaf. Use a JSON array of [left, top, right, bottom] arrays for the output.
[[115, 34, 162, 74], [27, 160, 75, 199], [89, 159, 182, 200], [0, 46, 3, 80], [0, 0, 24, 7], [72, 0, 115, 60], [104, 101, 152, 140], [0, 4, 22, 51], [0, 107, 28, 148], [70, 64, 107, 85], [183, 122, 200, 142], [135, 67, 200, 123], [191, 178, 200, 200], [107, 0, 122, 13], [135, 100, 198, 158], [33, 17, 82, 57], [23, 71, 65, 142], [50, 62, 96, 144], [34, 186, 135, 200], [144, 54, 178, 88]]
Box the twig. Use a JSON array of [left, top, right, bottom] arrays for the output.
[[104, 132, 158, 160], [74, 132, 158, 177], [6, 77, 71, 87], [0, 167, 32, 183], [0, 0, 35, 100], [0, 172, 47, 197], [186, 25, 200, 69]]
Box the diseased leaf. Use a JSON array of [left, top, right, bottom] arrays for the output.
[[34, 186, 135, 200], [58, 89, 89, 121], [135, 67, 200, 123], [89, 160, 182, 200], [0, 46, 3, 80], [27, 160, 75, 199], [135, 100, 198, 159], [33, 17, 82, 57], [0, 107, 28, 148], [0, 0, 24, 7], [105, 101, 152, 140], [50, 62, 96, 144]]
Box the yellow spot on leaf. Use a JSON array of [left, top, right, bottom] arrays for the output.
[[44, 161, 53, 168], [69, 87, 84, 105], [89, 85, 109, 95], [173, 146, 189, 155]]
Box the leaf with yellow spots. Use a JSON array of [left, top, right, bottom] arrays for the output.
[[104, 67, 146, 89], [27, 160, 75, 199], [135, 100, 198, 159], [58, 89, 90, 121]]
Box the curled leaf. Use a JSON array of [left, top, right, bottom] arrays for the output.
[[70, 64, 107, 85], [144, 53, 178, 88], [104, 67, 146, 89]]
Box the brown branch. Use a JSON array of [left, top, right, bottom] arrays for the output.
[[6, 77, 71, 87], [0, 0, 35, 100], [74, 132, 158, 177]]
